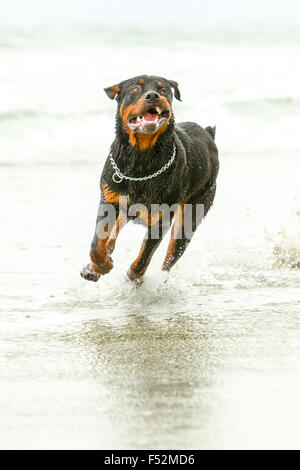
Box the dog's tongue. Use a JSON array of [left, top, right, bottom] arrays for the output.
[[144, 112, 158, 122]]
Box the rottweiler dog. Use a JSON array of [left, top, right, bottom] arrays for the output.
[[81, 75, 219, 284]]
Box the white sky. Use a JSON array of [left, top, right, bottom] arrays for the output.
[[0, 0, 300, 21]]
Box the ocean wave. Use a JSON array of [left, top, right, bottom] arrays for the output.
[[1, 22, 300, 51], [224, 96, 300, 119], [0, 108, 108, 123]]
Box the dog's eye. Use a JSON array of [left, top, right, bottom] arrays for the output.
[[160, 89, 166, 96], [131, 86, 141, 94]]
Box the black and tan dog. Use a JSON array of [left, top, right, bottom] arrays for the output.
[[81, 75, 219, 284]]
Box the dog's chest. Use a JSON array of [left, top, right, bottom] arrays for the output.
[[122, 178, 179, 206]]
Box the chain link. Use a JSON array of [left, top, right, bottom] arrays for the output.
[[110, 144, 176, 183]]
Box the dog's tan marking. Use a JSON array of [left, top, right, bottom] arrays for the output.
[[102, 184, 120, 204]]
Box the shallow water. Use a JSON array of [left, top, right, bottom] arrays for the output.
[[0, 22, 300, 449]]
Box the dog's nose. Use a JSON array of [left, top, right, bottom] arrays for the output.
[[144, 91, 160, 103]]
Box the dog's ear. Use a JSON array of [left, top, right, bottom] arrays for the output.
[[167, 79, 182, 101], [104, 83, 122, 100]]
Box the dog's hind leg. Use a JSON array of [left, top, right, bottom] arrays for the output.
[[161, 203, 192, 272], [127, 218, 171, 285], [162, 184, 216, 273]]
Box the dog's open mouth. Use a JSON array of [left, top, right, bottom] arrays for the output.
[[128, 107, 170, 134]]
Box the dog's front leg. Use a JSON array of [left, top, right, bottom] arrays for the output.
[[81, 201, 128, 282]]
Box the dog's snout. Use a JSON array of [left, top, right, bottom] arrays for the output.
[[144, 91, 160, 103]]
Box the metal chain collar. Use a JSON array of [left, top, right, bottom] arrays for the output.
[[110, 144, 176, 183]]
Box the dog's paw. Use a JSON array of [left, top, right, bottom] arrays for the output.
[[80, 263, 101, 282], [90, 251, 114, 274]]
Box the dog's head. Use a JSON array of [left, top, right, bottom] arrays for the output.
[[104, 75, 181, 150]]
